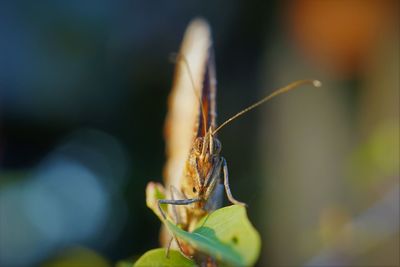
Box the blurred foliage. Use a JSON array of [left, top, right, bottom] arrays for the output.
[[348, 120, 399, 190], [42, 247, 110, 267], [133, 249, 194, 267]]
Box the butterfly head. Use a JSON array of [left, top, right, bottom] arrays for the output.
[[193, 128, 221, 160], [184, 127, 221, 199]]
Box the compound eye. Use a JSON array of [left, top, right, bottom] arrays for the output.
[[213, 139, 221, 154], [194, 137, 204, 155]]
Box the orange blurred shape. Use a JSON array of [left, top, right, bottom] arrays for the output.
[[285, 0, 398, 77]]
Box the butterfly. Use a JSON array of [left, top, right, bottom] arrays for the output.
[[147, 18, 321, 259], [160, 20, 239, 252]]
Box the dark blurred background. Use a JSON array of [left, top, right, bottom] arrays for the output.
[[0, 1, 398, 266]]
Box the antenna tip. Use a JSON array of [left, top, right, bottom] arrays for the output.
[[312, 80, 322, 88]]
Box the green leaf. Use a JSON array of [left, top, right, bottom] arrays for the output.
[[115, 257, 138, 267], [115, 260, 133, 267], [165, 205, 261, 266], [133, 248, 195, 267], [42, 247, 110, 267], [146, 182, 167, 220], [146, 182, 261, 266]]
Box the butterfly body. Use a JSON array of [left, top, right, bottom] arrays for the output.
[[178, 131, 225, 230]]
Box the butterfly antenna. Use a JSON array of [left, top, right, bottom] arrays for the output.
[[212, 79, 322, 135], [173, 53, 208, 136]]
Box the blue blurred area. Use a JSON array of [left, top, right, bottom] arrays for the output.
[[1, 1, 111, 118], [0, 129, 128, 266], [0, 0, 242, 120]]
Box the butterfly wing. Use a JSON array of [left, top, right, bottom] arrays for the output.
[[197, 48, 217, 137], [163, 19, 216, 189]]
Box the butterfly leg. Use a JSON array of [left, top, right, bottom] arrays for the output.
[[158, 198, 200, 220], [165, 234, 186, 259], [165, 186, 185, 258], [221, 157, 247, 206], [158, 197, 200, 258], [169, 185, 184, 224]]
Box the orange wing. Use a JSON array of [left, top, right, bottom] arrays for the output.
[[163, 19, 217, 189], [197, 48, 217, 138]]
